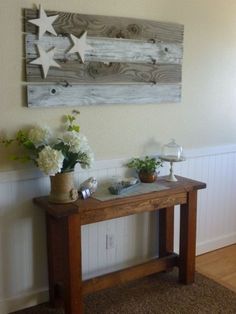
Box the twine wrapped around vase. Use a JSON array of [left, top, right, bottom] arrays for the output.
[[49, 171, 78, 204]]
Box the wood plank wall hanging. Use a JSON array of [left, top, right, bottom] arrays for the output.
[[24, 7, 184, 107]]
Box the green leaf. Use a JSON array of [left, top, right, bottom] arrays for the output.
[[126, 156, 162, 173], [69, 115, 76, 123], [22, 140, 35, 150], [71, 125, 80, 132], [65, 112, 81, 133], [16, 130, 28, 143]]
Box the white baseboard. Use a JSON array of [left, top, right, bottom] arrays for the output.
[[0, 289, 48, 314], [197, 232, 236, 255]]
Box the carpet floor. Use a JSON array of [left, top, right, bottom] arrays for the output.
[[11, 269, 236, 314]]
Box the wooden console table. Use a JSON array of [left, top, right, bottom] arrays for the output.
[[34, 176, 206, 314]]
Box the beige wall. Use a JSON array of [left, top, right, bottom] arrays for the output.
[[1, 0, 236, 170]]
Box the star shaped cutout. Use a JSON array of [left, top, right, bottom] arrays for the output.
[[30, 45, 61, 79], [68, 31, 93, 63], [28, 5, 59, 39]]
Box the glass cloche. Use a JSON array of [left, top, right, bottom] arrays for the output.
[[161, 139, 184, 162], [160, 139, 185, 181]]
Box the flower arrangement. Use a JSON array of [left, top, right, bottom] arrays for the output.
[[0, 111, 94, 176], [126, 156, 162, 174]]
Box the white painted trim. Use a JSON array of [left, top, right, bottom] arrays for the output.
[[0, 158, 127, 183], [0, 289, 48, 314], [196, 232, 236, 255], [0, 143, 236, 183], [0, 168, 44, 183], [185, 144, 236, 159]]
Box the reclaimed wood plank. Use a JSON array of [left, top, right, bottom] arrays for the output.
[[27, 83, 181, 107], [159, 206, 174, 257], [81, 193, 186, 225], [24, 9, 184, 106], [25, 34, 183, 64], [179, 190, 197, 284], [26, 61, 182, 84], [25, 9, 184, 43]]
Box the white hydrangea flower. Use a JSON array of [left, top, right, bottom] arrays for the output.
[[78, 133, 90, 153], [62, 131, 89, 154], [86, 148, 94, 165], [36, 146, 64, 176], [28, 126, 51, 148]]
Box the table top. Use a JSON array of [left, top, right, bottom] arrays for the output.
[[34, 176, 206, 224]]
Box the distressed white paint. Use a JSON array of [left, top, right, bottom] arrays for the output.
[[26, 34, 183, 64], [27, 83, 181, 107], [1, 144, 236, 313]]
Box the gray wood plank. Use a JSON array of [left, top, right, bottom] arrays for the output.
[[25, 34, 183, 65], [27, 84, 181, 107], [25, 9, 184, 43], [26, 62, 182, 84]]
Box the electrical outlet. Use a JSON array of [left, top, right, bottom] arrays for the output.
[[106, 234, 115, 249]]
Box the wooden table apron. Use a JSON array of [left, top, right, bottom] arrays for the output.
[[34, 176, 206, 314]]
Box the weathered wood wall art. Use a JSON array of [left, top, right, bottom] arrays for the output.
[[24, 7, 184, 107]]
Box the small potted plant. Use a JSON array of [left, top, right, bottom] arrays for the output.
[[126, 156, 162, 183]]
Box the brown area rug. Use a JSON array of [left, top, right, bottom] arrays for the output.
[[11, 269, 236, 314]]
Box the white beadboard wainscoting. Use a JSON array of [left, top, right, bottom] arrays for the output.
[[1, 144, 236, 313]]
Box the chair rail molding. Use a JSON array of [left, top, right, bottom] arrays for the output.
[[1, 143, 236, 182]]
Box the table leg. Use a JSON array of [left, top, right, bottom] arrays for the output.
[[46, 213, 83, 314], [179, 190, 197, 284], [159, 206, 174, 257]]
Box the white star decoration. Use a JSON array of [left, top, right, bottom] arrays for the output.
[[30, 45, 60, 78], [68, 32, 93, 63], [28, 5, 58, 39]]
